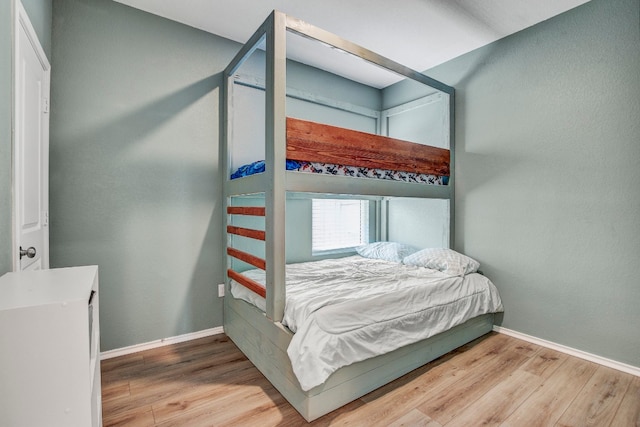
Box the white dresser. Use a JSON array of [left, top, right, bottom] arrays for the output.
[[0, 266, 102, 427]]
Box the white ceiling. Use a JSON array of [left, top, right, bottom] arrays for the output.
[[114, 0, 591, 88]]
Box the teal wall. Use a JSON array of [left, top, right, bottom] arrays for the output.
[[0, 0, 52, 277], [41, 0, 640, 371], [425, 0, 640, 367], [50, 0, 238, 350], [50, 0, 384, 351]]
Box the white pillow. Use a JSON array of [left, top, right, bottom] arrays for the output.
[[356, 242, 417, 263], [402, 248, 480, 277]]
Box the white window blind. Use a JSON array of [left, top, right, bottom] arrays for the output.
[[312, 199, 369, 254]]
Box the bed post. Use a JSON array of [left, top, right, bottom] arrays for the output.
[[264, 11, 287, 322], [449, 89, 455, 249]]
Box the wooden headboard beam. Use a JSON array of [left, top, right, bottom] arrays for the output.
[[286, 117, 450, 176]]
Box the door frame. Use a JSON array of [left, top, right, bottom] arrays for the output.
[[12, 0, 51, 271]]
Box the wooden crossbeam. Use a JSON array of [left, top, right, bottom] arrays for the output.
[[286, 117, 450, 176], [227, 206, 266, 216], [227, 225, 265, 241], [227, 269, 266, 298], [227, 247, 266, 270]]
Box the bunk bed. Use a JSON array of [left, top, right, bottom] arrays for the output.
[[222, 11, 503, 422]]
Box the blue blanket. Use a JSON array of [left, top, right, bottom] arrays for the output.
[[231, 160, 302, 179]]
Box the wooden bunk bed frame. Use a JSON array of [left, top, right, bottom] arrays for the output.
[[222, 11, 494, 422]]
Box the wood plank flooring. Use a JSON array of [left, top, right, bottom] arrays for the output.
[[101, 332, 640, 426]]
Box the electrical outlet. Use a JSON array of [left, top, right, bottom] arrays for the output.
[[218, 284, 225, 298]]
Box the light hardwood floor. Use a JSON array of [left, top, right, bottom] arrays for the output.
[[101, 332, 640, 426]]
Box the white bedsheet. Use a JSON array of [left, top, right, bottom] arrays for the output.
[[230, 255, 503, 391]]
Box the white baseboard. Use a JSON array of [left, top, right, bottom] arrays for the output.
[[101, 324, 640, 379], [493, 325, 640, 378], [100, 326, 224, 360]]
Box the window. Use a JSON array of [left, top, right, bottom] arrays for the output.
[[312, 199, 369, 254]]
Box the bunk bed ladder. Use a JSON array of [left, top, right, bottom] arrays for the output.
[[226, 206, 267, 298]]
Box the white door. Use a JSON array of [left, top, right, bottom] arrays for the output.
[[13, 1, 50, 271]]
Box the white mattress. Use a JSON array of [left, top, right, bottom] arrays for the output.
[[230, 255, 503, 391]]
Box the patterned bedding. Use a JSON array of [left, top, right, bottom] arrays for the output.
[[231, 160, 449, 185]]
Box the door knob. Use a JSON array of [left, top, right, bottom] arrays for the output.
[[19, 246, 36, 259]]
